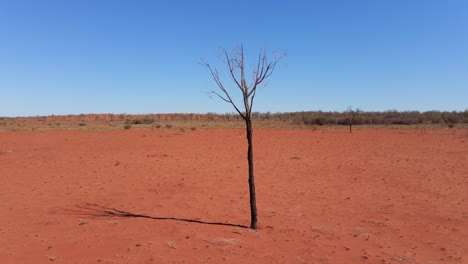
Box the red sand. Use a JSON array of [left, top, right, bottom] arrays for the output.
[[0, 129, 467, 263]]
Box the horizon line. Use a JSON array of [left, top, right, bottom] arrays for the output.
[[2, 108, 468, 119]]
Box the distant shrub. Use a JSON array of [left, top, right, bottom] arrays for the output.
[[165, 124, 173, 129], [429, 117, 443, 124], [421, 111, 442, 124], [291, 117, 304, 125], [154, 124, 162, 128], [337, 118, 351, 125], [352, 116, 365, 125], [446, 114, 460, 124], [79, 122, 86, 126], [303, 117, 326, 126], [123, 124, 132, 130], [314, 117, 327, 126], [126, 118, 154, 125], [135, 118, 154, 124], [190, 127, 197, 131], [390, 118, 419, 125]]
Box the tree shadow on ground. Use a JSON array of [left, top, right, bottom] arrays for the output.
[[63, 202, 248, 229]]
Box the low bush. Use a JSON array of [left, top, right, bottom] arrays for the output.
[[125, 118, 155, 125]]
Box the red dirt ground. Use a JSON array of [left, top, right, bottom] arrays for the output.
[[0, 129, 467, 264]]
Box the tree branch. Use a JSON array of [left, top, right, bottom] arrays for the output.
[[225, 51, 243, 93], [201, 59, 246, 120], [202, 46, 284, 121]]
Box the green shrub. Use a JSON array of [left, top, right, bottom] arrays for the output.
[[123, 124, 132, 130]]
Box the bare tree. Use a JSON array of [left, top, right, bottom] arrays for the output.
[[202, 45, 282, 229], [347, 106, 354, 133]]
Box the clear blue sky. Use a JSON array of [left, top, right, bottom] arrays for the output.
[[1, 0, 467, 117]]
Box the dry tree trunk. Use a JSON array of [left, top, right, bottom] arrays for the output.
[[245, 118, 257, 228], [202, 45, 283, 229]]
